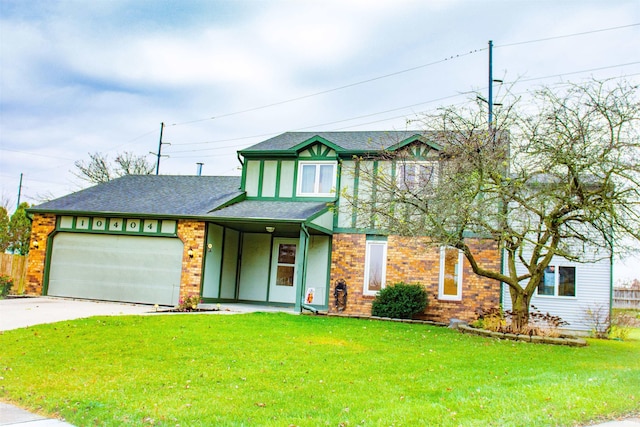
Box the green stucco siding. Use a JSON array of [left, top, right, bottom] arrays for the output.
[[311, 211, 334, 231], [305, 235, 330, 306], [337, 161, 356, 228], [202, 224, 224, 298], [245, 160, 260, 197], [238, 233, 271, 301], [279, 161, 295, 198], [262, 160, 278, 198], [220, 228, 240, 299]]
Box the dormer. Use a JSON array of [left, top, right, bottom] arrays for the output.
[[238, 135, 339, 201]]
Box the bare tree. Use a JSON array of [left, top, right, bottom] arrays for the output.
[[348, 79, 640, 331], [73, 152, 155, 184]]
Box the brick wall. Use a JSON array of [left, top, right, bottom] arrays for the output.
[[176, 220, 206, 302], [24, 213, 57, 295], [329, 234, 501, 323]]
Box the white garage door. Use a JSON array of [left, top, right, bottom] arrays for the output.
[[48, 233, 183, 306]]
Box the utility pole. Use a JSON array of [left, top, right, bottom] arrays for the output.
[[482, 40, 502, 133], [16, 173, 23, 209], [488, 40, 494, 129], [151, 122, 170, 175]]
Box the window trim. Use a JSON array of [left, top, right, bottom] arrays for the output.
[[536, 265, 577, 298], [296, 161, 337, 197], [363, 240, 388, 296], [395, 160, 438, 191], [438, 246, 463, 301]]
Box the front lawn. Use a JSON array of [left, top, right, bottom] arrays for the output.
[[1, 313, 638, 426]]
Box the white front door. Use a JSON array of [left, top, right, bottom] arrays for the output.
[[268, 238, 298, 303]]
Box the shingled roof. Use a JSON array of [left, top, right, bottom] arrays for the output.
[[239, 131, 433, 154], [29, 175, 243, 217], [210, 200, 328, 221]]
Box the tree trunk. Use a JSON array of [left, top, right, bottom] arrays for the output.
[[510, 289, 531, 332]]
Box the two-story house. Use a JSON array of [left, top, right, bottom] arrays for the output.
[[24, 131, 516, 324]]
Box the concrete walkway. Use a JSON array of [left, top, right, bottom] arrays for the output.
[[0, 402, 74, 426]]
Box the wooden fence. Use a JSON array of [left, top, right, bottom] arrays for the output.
[[613, 288, 640, 309], [0, 253, 28, 294]]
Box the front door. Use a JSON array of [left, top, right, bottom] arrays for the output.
[[268, 238, 298, 303]]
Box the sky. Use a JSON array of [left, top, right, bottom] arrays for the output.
[[1, 0, 639, 282]]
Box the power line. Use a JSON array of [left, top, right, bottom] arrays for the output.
[[167, 48, 486, 127], [496, 23, 640, 48], [166, 66, 640, 158], [164, 23, 638, 131], [0, 148, 76, 161]]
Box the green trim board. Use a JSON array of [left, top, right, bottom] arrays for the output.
[[291, 136, 342, 156], [57, 215, 177, 237], [387, 135, 442, 152], [351, 160, 360, 228], [41, 230, 58, 296]]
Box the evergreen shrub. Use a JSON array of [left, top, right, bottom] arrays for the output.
[[371, 282, 428, 319]]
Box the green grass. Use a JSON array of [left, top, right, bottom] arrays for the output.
[[1, 313, 639, 426]]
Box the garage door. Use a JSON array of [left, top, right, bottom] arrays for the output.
[[47, 233, 183, 306]]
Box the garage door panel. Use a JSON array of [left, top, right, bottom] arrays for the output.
[[48, 233, 183, 305]]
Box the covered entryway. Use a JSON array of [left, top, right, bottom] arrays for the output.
[[47, 232, 183, 305]]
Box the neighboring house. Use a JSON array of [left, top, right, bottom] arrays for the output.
[[25, 131, 611, 327]]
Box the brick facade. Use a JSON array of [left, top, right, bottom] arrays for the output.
[[176, 220, 206, 302], [328, 233, 501, 324], [25, 215, 207, 304], [24, 213, 57, 295]]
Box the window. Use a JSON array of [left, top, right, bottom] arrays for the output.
[[275, 243, 297, 287], [537, 266, 576, 297], [397, 161, 437, 191], [439, 247, 463, 300], [297, 161, 336, 196], [364, 240, 387, 295]]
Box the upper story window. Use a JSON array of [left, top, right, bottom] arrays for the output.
[[396, 161, 438, 191], [537, 265, 576, 297], [297, 161, 337, 197]]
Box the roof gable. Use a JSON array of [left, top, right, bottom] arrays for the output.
[[387, 134, 442, 152], [291, 136, 341, 158]]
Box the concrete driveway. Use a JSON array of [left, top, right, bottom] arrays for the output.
[[0, 297, 294, 332], [0, 297, 153, 331]]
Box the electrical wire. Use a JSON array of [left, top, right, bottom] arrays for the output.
[[164, 23, 638, 131], [496, 23, 639, 48], [167, 48, 486, 127], [166, 67, 640, 158]]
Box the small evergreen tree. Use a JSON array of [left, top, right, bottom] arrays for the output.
[[9, 203, 31, 255]]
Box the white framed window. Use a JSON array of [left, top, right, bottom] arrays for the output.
[[296, 161, 337, 197], [537, 265, 576, 297], [439, 247, 463, 301], [396, 161, 438, 191], [364, 240, 387, 296]]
